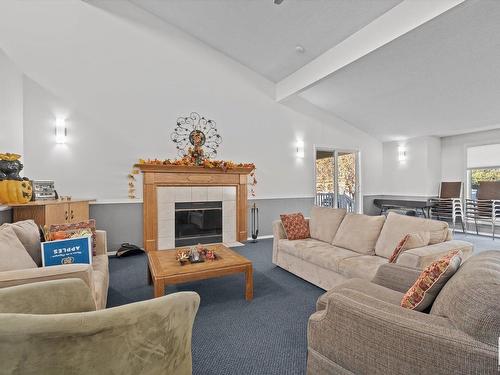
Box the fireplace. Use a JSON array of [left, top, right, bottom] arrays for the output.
[[135, 164, 254, 251], [175, 201, 223, 247]]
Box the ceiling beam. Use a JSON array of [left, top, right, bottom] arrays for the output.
[[275, 0, 465, 102]]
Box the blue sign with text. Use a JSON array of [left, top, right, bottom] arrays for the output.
[[41, 236, 92, 267]]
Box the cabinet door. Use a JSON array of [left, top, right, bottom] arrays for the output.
[[68, 202, 89, 223], [45, 203, 69, 225]]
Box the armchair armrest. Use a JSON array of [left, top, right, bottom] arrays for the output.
[[397, 240, 473, 269], [0, 279, 96, 314], [272, 217, 310, 263], [309, 289, 497, 374], [0, 292, 200, 375], [372, 263, 421, 293], [272, 219, 286, 264], [94, 230, 107, 256], [0, 263, 94, 291]]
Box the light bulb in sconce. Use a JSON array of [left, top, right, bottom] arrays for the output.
[[398, 146, 407, 162], [55, 118, 67, 144], [296, 139, 305, 158]]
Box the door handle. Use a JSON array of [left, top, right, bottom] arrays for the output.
[[65, 211, 69, 221], [71, 210, 74, 220]]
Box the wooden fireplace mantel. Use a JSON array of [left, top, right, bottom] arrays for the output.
[[135, 164, 255, 251]]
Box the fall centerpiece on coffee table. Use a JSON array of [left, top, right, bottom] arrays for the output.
[[175, 244, 218, 265]]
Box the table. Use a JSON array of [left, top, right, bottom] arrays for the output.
[[147, 244, 253, 300], [373, 198, 435, 217]]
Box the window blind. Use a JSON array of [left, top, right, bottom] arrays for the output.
[[467, 144, 500, 169]]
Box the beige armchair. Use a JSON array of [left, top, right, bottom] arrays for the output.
[[0, 230, 109, 309], [0, 279, 200, 375], [308, 252, 499, 374]]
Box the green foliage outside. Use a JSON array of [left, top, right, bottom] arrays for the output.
[[470, 168, 500, 189]]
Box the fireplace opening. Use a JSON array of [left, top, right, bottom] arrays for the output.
[[175, 201, 223, 247]]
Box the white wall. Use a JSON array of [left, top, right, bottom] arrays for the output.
[[0, 0, 383, 201], [0, 49, 23, 155], [382, 136, 441, 196], [441, 128, 500, 183]]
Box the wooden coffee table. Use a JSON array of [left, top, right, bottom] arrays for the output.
[[147, 244, 253, 300]]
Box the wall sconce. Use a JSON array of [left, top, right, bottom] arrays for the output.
[[55, 118, 67, 144], [398, 146, 407, 162], [296, 139, 305, 158]]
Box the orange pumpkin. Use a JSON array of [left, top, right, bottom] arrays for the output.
[[0, 180, 32, 204]]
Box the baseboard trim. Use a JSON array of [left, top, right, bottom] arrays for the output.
[[247, 234, 273, 241]]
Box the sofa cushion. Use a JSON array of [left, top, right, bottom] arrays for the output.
[[0, 226, 38, 272], [401, 250, 462, 311], [309, 207, 346, 243], [280, 213, 310, 240], [279, 239, 359, 272], [332, 213, 385, 255], [316, 278, 404, 311], [302, 246, 361, 273], [338, 255, 388, 281], [279, 238, 326, 258], [375, 212, 448, 258], [5, 220, 42, 266], [430, 251, 500, 346]]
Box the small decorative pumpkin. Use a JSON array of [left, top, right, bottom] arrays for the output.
[[0, 179, 32, 204]]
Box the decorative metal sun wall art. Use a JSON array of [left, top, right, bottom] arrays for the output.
[[170, 112, 222, 159]]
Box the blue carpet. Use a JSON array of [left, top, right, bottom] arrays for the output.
[[107, 239, 323, 375]]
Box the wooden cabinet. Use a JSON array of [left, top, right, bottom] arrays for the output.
[[10, 200, 92, 227]]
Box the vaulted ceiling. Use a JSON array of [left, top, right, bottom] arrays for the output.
[[129, 0, 402, 82], [93, 0, 500, 141]]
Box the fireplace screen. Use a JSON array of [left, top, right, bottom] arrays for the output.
[[175, 201, 223, 247]]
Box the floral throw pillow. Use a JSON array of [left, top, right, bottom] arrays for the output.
[[388, 232, 431, 263], [401, 250, 462, 311], [280, 213, 310, 240]]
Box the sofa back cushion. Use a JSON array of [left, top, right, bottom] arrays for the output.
[[332, 213, 385, 255], [430, 251, 500, 346], [309, 207, 346, 243], [5, 220, 42, 266], [0, 226, 38, 272], [375, 213, 449, 258]]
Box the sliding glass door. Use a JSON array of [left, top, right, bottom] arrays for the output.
[[314, 148, 359, 212]]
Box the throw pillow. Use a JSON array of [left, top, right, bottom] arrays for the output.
[[48, 219, 97, 255], [280, 213, 310, 240], [388, 232, 431, 263], [5, 220, 43, 266], [401, 250, 462, 311], [0, 226, 38, 272]]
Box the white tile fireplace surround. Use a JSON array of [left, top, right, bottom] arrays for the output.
[[157, 186, 236, 249]]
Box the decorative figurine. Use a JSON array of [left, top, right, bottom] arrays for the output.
[[171, 112, 222, 160], [0, 153, 32, 204], [0, 153, 24, 180]]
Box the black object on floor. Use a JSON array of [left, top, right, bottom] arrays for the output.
[[107, 238, 323, 375], [115, 243, 145, 258]]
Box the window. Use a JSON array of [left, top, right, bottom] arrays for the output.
[[468, 168, 500, 199], [314, 148, 359, 212], [466, 144, 500, 198]]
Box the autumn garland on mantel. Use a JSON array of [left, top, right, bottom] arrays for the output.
[[135, 147, 257, 196]]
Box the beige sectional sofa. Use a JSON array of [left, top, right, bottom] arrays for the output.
[[273, 208, 473, 290]]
